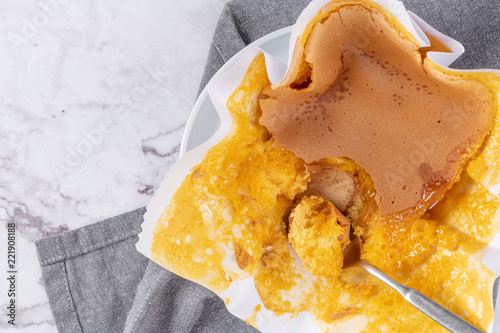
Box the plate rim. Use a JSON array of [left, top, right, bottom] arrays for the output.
[[179, 25, 293, 157]]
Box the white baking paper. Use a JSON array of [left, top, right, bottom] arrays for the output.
[[137, 0, 500, 331]]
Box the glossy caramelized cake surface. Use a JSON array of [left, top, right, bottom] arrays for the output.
[[259, 3, 495, 217], [152, 1, 500, 332]]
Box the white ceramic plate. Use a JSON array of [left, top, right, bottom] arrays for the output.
[[177, 24, 500, 332], [180, 26, 292, 156]]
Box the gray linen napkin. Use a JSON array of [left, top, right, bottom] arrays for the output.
[[36, 0, 500, 332]]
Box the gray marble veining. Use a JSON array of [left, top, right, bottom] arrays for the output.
[[0, 0, 228, 331]]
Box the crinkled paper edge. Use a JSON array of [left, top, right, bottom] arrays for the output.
[[137, 0, 500, 331]]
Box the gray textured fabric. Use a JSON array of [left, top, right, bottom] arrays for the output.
[[198, 0, 311, 91], [122, 262, 254, 333], [37, 208, 149, 333], [403, 0, 500, 70], [36, 0, 500, 332]]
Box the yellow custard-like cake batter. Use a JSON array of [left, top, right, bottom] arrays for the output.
[[152, 56, 310, 292], [152, 1, 500, 332], [288, 196, 351, 278]]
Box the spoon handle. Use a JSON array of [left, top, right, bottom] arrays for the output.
[[360, 261, 484, 333]]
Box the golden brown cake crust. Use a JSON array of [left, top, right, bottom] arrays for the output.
[[260, 5, 495, 216], [234, 242, 253, 270], [288, 196, 350, 277]]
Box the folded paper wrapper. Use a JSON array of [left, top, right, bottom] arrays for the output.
[[136, 0, 500, 331]]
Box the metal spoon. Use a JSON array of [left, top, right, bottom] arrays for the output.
[[343, 232, 484, 333]]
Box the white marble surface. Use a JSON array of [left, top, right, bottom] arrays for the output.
[[0, 0, 228, 331]]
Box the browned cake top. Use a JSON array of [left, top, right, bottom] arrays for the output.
[[260, 5, 494, 216]]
